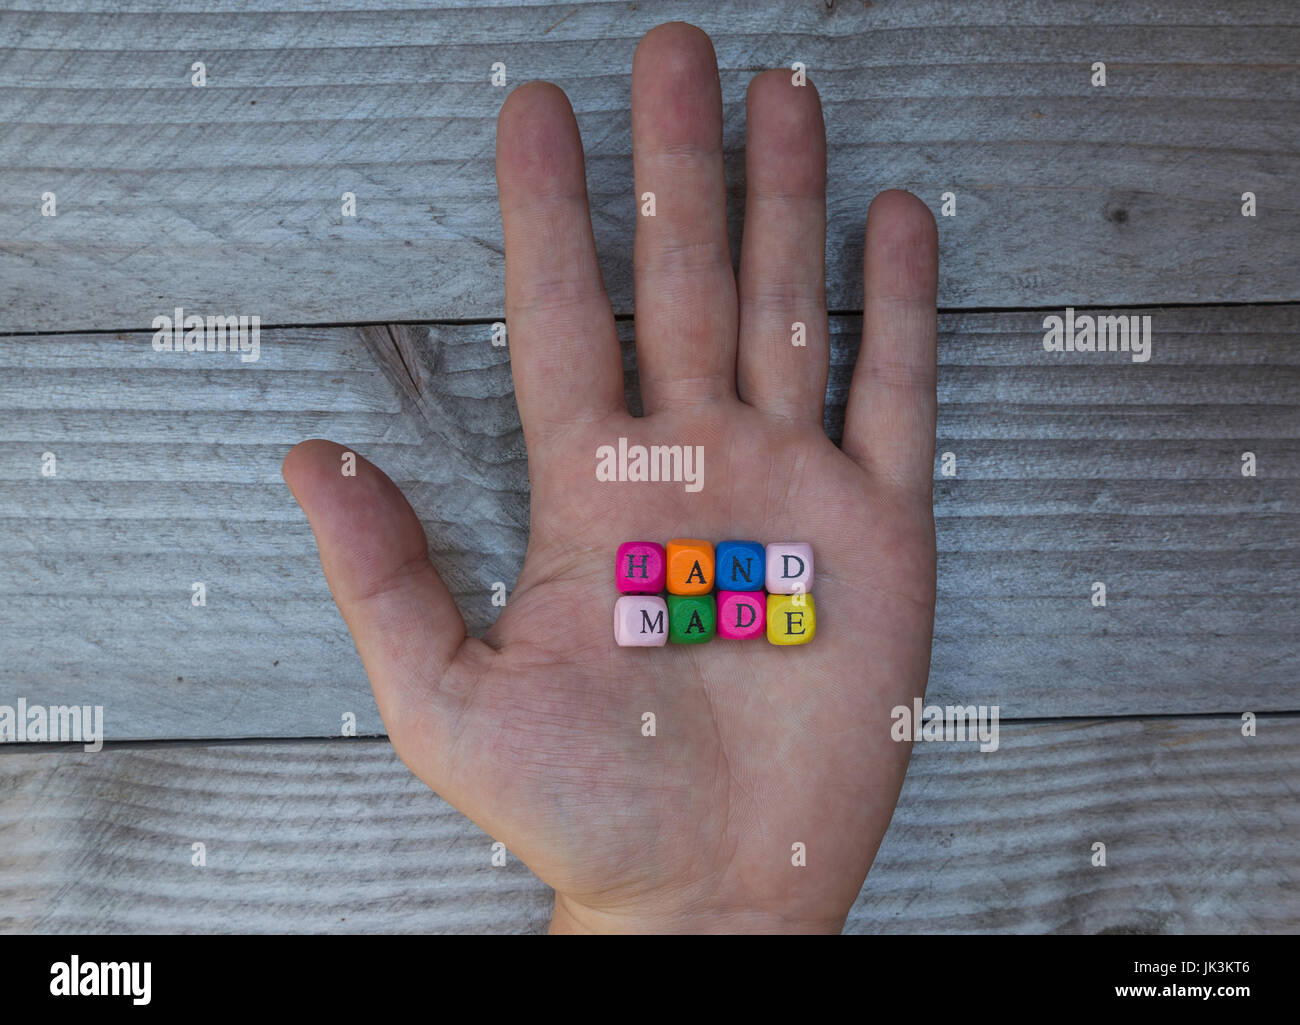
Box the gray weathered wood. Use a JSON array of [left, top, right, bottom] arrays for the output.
[[1, 715, 1293, 933], [2, 0, 1297, 330], [0, 305, 1294, 740]]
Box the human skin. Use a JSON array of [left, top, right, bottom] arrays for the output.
[[282, 21, 939, 933]]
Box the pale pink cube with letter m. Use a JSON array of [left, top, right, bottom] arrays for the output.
[[765, 543, 813, 595], [614, 595, 669, 647]]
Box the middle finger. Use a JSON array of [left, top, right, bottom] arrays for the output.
[[631, 23, 738, 413]]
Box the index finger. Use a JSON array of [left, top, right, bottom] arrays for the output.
[[496, 82, 625, 441]]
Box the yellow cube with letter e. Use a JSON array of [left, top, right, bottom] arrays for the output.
[[766, 593, 815, 646]]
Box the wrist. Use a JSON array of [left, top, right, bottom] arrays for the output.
[[548, 893, 846, 935]]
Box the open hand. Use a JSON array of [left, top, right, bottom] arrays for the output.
[[283, 22, 939, 933]]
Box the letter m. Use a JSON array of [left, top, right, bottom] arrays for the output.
[[653, 445, 683, 482], [102, 963, 131, 996], [1097, 314, 1129, 353], [946, 705, 976, 742], [51, 705, 82, 743], [206, 314, 239, 352]]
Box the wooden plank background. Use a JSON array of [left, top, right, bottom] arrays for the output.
[[0, 0, 1296, 933], [3, 716, 1294, 933], [1, 0, 1298, 330], [2, 307, 1295, 741]]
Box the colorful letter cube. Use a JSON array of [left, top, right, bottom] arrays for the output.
[[766, 593, 815, 645], [666, 538, 714, 595], [715, 540, 765, 591], [716, 590, 765, 640], [667, 593, 715, 644], [765, 542, 814, 595], [614, 595, 669, 647], [616, 541, 667, 594]]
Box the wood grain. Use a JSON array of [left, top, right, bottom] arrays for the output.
[[1, 715, 1293, 933], [2, 0, 1297, 330], [4, 1, 1294, 936], [0, 305, 1294, 740]]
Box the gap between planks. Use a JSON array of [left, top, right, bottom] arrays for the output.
[[6, 298, 1300, 339]]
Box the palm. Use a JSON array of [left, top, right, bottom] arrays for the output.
[[284, 23, 938, 933], [476, 407, 934, 929]]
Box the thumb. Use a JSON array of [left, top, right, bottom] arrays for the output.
[[282, 439, 476, 783]]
